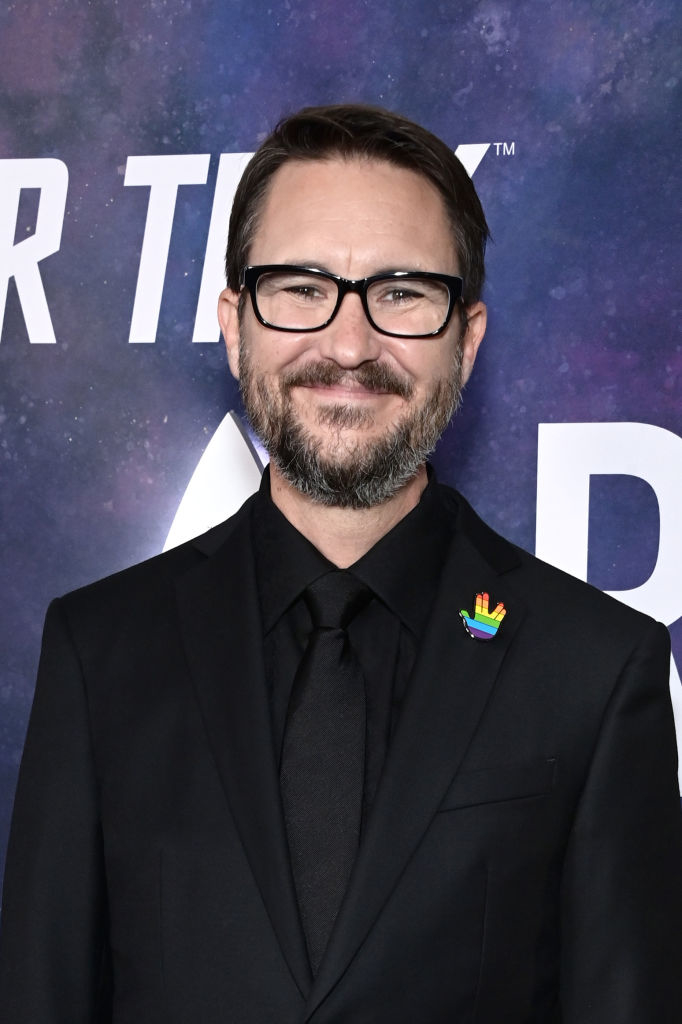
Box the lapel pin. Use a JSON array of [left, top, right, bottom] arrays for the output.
[[459, 592, 507, 641]]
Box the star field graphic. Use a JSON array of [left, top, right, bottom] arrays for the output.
[[0, 0, 680, 878]]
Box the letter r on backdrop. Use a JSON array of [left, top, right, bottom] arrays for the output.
[[0, 158, 68, 344]]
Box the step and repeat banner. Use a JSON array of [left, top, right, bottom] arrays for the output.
[[1, 0, 680, 881]]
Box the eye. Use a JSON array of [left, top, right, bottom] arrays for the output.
[[374, 285, 423, 306], [392, 288, 421, 303], [370, 276, 449, 309], [282, 283, 326, 301], [259, 272, 333, 303]]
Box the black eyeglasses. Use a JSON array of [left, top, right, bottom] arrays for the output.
[[240, 265, 464, 339]]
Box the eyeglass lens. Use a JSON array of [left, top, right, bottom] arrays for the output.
[[254, 270, 451, 336]]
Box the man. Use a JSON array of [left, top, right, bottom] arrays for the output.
[[1, 104, 681, 1022]]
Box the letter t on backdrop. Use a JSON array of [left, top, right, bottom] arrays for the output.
[[124, 154, 210, 343]]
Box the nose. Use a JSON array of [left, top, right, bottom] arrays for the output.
[[316, 291, 382, 368]]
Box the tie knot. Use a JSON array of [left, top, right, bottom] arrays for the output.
[[304, 571, 370, 630]]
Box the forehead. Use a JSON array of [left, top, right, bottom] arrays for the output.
[[248, 156, 457, 274]]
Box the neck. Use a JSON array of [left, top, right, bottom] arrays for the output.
[[268, 464, 429, 568]]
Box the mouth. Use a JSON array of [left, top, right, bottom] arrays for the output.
[[300, 380, 392, 399], [283, 362, 413, 401]]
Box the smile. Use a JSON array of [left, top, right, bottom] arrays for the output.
[[298, 381, 394, 398]]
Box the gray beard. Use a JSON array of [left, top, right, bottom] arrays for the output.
[[238, 343, 463, 509]]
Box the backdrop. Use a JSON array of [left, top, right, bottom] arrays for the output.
[[1, 0, 680, 886]]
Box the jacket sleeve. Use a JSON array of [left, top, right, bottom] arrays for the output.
[[559, 618, 682, 1022], [0, 599, 112, 1022]]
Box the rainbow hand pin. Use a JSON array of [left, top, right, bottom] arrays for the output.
[[459, 592, 507, 641]]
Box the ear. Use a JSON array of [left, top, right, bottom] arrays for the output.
[[218, 288, 242, 379], [460, 301, 486, 385]]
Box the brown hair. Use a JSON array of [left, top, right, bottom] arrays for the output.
[[225, 103, 490, 305]]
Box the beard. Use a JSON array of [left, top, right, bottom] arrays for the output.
[[238, 337, 463, 509]]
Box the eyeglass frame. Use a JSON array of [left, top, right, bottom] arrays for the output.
[[239, 264, 464, 339]]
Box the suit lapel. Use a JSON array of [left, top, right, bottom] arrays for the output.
[[175, 505, 312, 997], [305, 502, 527, 1017]]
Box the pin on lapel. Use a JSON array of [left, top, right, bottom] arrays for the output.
[[460, 592, 507, 641]]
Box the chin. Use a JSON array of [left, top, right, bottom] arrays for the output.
[[310, 428, 388, 460]]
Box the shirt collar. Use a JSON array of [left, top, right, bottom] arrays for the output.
[[349, 466, 454, 637], [252, 469, 334, 633], [251, 465, 454, 638]]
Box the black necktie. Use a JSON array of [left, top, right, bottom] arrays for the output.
[[280, 570, 369, 974]]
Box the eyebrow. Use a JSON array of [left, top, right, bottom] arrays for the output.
[[263, 261, 435, 278], [276, 259, 335, 273]]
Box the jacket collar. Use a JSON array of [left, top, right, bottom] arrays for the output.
[[176, 498, 313, 997]]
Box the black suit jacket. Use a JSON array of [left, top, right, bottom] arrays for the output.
[[1, 486, 681, 1022]]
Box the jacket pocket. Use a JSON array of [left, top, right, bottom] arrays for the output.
[[438, 757, 557, 811]]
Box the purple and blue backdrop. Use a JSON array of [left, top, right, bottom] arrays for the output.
[[1, 0, 680, 883]]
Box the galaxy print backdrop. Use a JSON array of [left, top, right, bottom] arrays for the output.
[[1, 0, 680, 880]]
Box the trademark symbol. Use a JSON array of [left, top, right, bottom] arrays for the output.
[[493, 142, 515, 156]]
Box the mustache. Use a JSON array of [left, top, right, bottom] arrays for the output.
[[281, 361, 414, 399]]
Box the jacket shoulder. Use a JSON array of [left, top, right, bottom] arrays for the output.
[[55, 493, 256, 621], [440, 483, 661, 638]]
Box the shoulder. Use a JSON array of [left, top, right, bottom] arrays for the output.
[[439, 483, 664, 647], [53, 493, 257, 627], [439, 487, 673, 754]]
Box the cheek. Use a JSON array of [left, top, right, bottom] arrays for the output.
[[257, 333, 323, 376], [388, 340, 458, 388]]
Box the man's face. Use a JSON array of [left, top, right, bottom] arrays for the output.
[[219, 156, 486, 508]]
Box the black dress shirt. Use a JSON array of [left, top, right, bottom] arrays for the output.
[[251, 466, 455, 823]]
